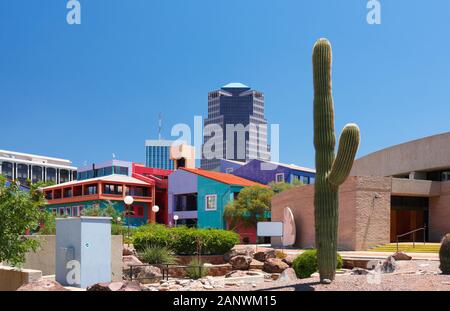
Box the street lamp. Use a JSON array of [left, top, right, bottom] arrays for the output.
[[151, 205, 159, 224], [173, 214, 179, 227], [124, 196, 134, 246]]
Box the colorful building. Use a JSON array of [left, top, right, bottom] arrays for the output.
[[43, 174, 156, 227], [231, 159, 316, 185], [168, 167, 266, 241], [77, 159, 173, 225]]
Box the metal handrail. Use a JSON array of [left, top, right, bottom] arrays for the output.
[[396, 225, 426, 252]]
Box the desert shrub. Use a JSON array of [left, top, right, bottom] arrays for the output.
[[292, 249, 343, 279], [132, 225, 239, 255], [276, 250, 287, 259], [439, 233, 450, 274], [140, 245, 177, 265], [185, 257, 209, 280]]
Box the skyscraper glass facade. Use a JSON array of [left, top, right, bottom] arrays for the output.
[[201, 83, 270, 170], [145, 140, 175, 170]]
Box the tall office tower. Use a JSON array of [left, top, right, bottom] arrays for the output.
[[145, 140, 176, 170], [201, 83, 270, 171]]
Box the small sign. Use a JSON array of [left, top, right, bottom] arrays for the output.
[[257, 222, 283, 237]]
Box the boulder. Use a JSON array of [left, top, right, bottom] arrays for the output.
[[229, 255, 253, 270], [254, 249, 276, 262], [87, 281, 143, 291], [263, 258, 289, 273], [249, 259, 264, 269], [392, 252, 412, 261], [278, 268, 298, 282], [282, 256, 295, 267], [380, 256, 396, 273], [123, 255, 143, 279], [351, 268, 370, 275], [123, 245, 136, 256], [17, 279, 68, 291], [136, 266, 162, 284], [224, 247, 254, 262]]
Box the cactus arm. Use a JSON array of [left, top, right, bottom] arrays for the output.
[[328, 124, 360, 186]]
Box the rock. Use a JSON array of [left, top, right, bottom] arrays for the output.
[[321, 279, 332, 284], [203, 284, 214, 290], [380, 256, 396, 273], [136, 266, 162, 284], [282, 256, 295, 267], [169, 284, 183, 290], [224, 247, 254, 262], [392, 252, 412, 261], [254, 249, 276, 262], [17, 279, 68, 291], [249, 259, 264, 269], [122, 255, 144, 278], [351, 268, 370, 275], [229, 255, 253, 270], [120, 281, 143, 291], [252, 283, 257, 288], [263, 258, 289, 273], [176, 279, 191, 286], [87, 281, 142, 291], [278, 268, 297, 282], [225, 270, 248, 278], [311, 272, 320, 277], [123, 245, 136, 256], [271, 273, 281, 280]]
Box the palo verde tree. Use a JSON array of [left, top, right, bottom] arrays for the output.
[[224, 185, 273, 229], [0, 176, 46, 266], [312, 38, 360, 282]]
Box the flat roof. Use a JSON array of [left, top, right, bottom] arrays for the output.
[[42, 174, 150, 190]]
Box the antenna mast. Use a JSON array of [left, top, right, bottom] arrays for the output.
[[158, 112, 163, 140]]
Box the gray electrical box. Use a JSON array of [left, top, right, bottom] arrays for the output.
[[55, 217, 112, 288]]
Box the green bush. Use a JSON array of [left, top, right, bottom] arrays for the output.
[[139, 245, 177, 265], [132, 225, 239, 255], [185, 257, 209, 280], [292, 249, 343, 279]]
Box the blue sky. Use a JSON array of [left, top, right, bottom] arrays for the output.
[[1, 0, 449, 169]]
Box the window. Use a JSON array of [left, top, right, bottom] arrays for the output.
[[84, 184, 98, 195], [275, 173, 284, 183], [32, 166, 43, 183], [60, 170, 69, 183], [46, 168, 56, 182], [45, 191, 53, 200], [65, 207, 71, 216], [59, 208, 65, 216], [135, 206, 144, 217], [1, 161, 13, 180], [63, 188, 72, 198], [17, 164, 28, 184], [205, 194, 217, 211], [51, 208, 57, 215], [103, 184, 123, 195], [225, 168, 233, 174], [442, 171, 450, 182]]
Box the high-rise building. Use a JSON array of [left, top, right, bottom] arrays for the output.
[[0, 149, 77, 185], [201, 83, 270, 170], [145, 140, 175, 170]]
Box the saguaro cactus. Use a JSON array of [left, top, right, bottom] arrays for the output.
[[312, 38, 360, 282]]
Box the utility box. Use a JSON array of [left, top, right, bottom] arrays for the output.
[[55, 217, 112, 288]]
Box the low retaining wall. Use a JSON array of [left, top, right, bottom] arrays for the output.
[[22, 235, 123, 281], [0, 266, 42, 291], [167, 264, 232, 278]]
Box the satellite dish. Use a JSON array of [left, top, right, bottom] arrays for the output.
[[282, 206, 296, 247]]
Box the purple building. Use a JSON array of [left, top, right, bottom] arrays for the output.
[[231, 159, 316, 185]]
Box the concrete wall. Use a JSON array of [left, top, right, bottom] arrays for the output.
[[271, 176, 391, 251], [351, 132, 450, 177], [391, 178, 441, 197], [21, 235, 122, 281], [429, 181, 450, 242], [0, 266, 42, 291]]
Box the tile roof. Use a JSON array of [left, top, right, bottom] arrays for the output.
[[180, 168, 266, 187]]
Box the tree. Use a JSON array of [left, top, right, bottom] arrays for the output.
[[224, 186, 274, 229], [81, 201, 123, 224], [0, 176, 46, 266]]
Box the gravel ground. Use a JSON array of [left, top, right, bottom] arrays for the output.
[[219, 260, 450, 291]]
